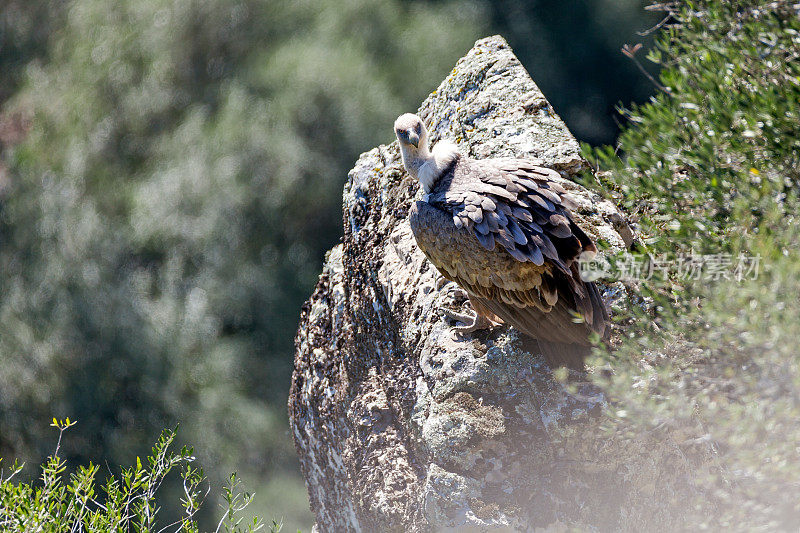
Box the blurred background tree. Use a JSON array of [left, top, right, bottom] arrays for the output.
[[0, 0, 658, 529]]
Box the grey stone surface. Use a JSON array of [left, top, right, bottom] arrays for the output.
[[289, 36, 691, 532]]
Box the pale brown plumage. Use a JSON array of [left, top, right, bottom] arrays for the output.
[[395, 113, 608, 367]]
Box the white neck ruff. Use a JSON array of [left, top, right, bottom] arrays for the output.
[[417, 140, 459, 193]]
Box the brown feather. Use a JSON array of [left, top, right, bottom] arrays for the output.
[[408, 153, 608, 364]]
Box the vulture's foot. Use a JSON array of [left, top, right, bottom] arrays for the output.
[[442, 307, 494, 338]]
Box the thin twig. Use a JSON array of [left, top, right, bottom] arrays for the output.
[[622, 44, 668, 92], [638, 13, 673, 36], [633, 55, 668, 92]]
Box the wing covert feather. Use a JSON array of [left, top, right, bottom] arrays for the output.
[[409, 154, 608, 345]]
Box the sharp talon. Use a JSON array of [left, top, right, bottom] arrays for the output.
[[435, 276, 451, 291]]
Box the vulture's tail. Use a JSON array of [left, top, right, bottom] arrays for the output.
[[520, 336, 592, 371]]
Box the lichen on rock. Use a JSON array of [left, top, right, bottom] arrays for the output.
[[289, 35, 690, 532]]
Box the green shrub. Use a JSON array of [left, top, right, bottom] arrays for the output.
[[0, 420, 276, 533], [585, 1, 800, 528]]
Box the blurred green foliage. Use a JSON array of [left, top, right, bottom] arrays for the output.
[[0, 0, 488, 527], [0, 0, 662, 529], [0, 1, 67, 103], [587, 0, 800, 528]]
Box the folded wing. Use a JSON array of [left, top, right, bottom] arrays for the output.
[[411, 158, 607, 345]]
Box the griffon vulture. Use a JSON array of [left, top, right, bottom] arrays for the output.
[[394, 113, 608, 367]]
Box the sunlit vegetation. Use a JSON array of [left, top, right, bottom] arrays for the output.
[[587, 1, 800, 528]]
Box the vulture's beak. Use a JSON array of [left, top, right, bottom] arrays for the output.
[[408, 133, 420, 148]]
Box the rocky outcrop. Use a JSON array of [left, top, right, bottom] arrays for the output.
[[289, 36, 691, 532]]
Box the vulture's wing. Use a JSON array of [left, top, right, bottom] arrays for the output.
[[411, 158, 607, 345]]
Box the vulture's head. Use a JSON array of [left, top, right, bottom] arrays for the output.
[[394, 113, 459, 193], [394, 113, 427, 151]]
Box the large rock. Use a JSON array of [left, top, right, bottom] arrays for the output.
[[289, 36, 689, 532]]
